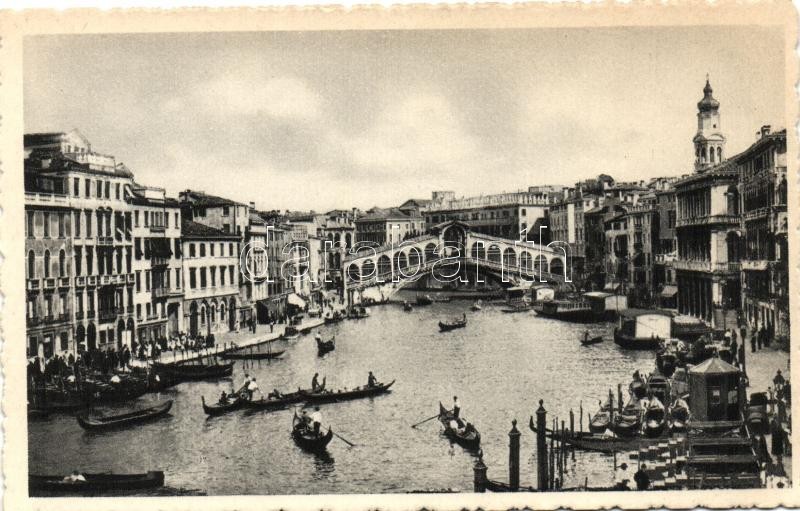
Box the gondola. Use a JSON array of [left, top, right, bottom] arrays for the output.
[[403, 301, 413, 312], [243, 390, 305, 411], [220, 349, 285, 360], [282, 326, 301, 340], [589, 400, 612, 433], [501, 304, 530, 313], [438, 402, 481, 449], [470, 301, 482, 311], [77, 400, 173, 431], [439, 315, 467, 332], [629, 379, 647, 399], [529, 417, 649, 453], [201, 395, 246, 416], [415, 294, 433, 306], [316, 337, 335, 355], [668, 398, 690, 432], [323, 312, 345, 325], [642, 399, 667, 438], [580, 335, 604, 346], [301, 380, 395, 404], [29, 471, 165, 494], [152, 361, 233, 381], [611, 402, 642, 438], [291, 412, 333, 452]]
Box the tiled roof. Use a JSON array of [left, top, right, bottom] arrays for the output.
[[181, 190, 245, 207], [181, 219, 238, 239], [356, 207, 418, 222]]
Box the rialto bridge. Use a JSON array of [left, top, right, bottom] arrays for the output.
[[341, 221, 570, 302]]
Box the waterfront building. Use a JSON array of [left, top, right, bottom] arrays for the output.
[[736, 127, 789, 340], [130, 185, 183, 342], [653, 186, 678, 308], [181, 220, 240, 336], [423, 190, 554, 241], [549, 193, 602, 285], [355, 207, 424, 246], [320, 209, 357, 290], [674, 80, 740, 327], [25, 131, 136, 356], [179, 190, 253, 327]]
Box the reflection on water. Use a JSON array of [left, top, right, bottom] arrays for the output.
[[29, 296, 655, 495]]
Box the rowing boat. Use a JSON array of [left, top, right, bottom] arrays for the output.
[[438, 402, 480, 449], [316, 337, 335, 355], [529, 417, 656, 453], [291, 412, 333, 452], [201, 395, 246, 416], [242, 390, 305, 411], [301, 380, 395, 404], [580, 335, 604, 346], [29, 471, 165, 494], [152, 362, 233, 381], [439, 315, 467, 332], [77, 400, 173, 431], [220, 349, 285, 360]]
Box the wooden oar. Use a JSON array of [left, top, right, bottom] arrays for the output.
[[333, 431, 356, 447], [411, 410, 447, 428]]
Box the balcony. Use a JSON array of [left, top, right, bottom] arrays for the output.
[[676, 214, 740, 228], [149, 224, 166, 233], [43, 278, 56, 290], [126, 305, 134, 313], [673, 259, 741, 274], [25, 191, 69, 208], [87, 275, 98, 286], [26, 279, 40, 291], [741, 260, 769, 271], [151, 256, 169, 267], [75, 276, 86, 287], [27, 316, 40, 326], [75, 310, 84, 320], [97, 236, 114, 246], [59, 277, 70, 288], [100, 275, 113, 286], [86, 310, 96, 319], [152, 287, 170, 298], [99, 308, 120, 323], [654, 253, 677, 264], [126, 273, 136, 284]]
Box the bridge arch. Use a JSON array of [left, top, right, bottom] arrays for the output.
[[406, 247, 423, 272], [377, 254, 391, 277], [549, 258, 564, 277], [394, 251, 408, 272], [361, 259, 376, 280], [470, 242, 486, 260], [347, 263, 360, 282], [488, 244, 501, 263], [503, 247, 517, 269], [424, 243, 439, 263], [520, 251, 533, 274]]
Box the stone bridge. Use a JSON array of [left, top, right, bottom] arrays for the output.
[[341, 221, 570, 300]]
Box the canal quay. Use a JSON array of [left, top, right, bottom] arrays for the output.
[[27, 294, 790, 495]]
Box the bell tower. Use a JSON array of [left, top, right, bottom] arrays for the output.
[[693, 76, 726, 172]]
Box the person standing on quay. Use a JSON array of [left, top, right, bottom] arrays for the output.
[[634, 464, 650, 490], [751, 330, 758, 353]]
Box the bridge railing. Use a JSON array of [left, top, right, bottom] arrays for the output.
[[461, 257, 566, 283], [343, 235, 438, 263]]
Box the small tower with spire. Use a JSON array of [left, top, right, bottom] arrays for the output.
[[693, 75, 726, 172]]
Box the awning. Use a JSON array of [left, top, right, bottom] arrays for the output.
[[660, 285, 678, 298], [287, 293, 306, 308], [603, 281, 620, 291]]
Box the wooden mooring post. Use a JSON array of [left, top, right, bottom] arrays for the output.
[[509, 419, 520, 491], [535, 400, 549, 491], [473, 451, 487, 493]]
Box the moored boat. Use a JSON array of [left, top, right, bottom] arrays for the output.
[[416, 294, 433, 306], [613, 309, 672, 349], [438, 402, 480, 449], [642, 398, 667, 438], [152, 361, 233, 382], [500, 304, 530, 313], [439, 314, 467, 332], [29, 471, 165, 494], [201, 395, 246, 416], [589, 401, 612, 433], [301, 380, 395, 404], [323, 311, 345, 325], [291, 412, 333, 452], [668, 397, 690, 432], [612, 402, 642, 438], [529, 417, 650, 453], [403, 301, 413, 312], [282, 326, 301, 340], [220, 348, 285, 360], [77, 400, 173, 431], [470, 300, 482, 311], [533, 300, 595, 322]]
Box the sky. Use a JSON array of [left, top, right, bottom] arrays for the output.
[[24, 27, 786, 212]]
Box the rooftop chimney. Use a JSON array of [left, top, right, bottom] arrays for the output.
[[249, 201, 255, 210], [761, 125, 771, 137]]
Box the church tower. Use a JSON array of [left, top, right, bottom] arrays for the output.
[[693, 77, 726, 172]]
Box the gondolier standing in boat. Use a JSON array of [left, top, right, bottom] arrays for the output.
[[246, 377, 261, 400], [311, 373, 321, 392], [584, 330, 590, 343], [367, 371, 377, 387], [311, 406, 323, 435], [453, 396, 460, 419]]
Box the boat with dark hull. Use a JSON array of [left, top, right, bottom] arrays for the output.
[[403, 301, 413, 312], [415, 294, 433, 306], [439, 315, 467, 332], [152, 362, 233, 382], [301, 380, 395, 404], [316, 337, 335, 355], [500, 304, 531, 313], [323, 312, 345, 325], [611, 402, 642, 438], [282, 326, 301, 340], [243, 390, 305, 411], [77, 400, 173, 431], [29, 471, 165, 494], [668, 398, 690, 432], [438, 402, 480, 450], [613, 309, 672, 350], [533, 300, 596, 322], [201, 395, 246, 416], [589, 400, 612, 433], [580, 335, 604, 346], [529, 417, 655, 453], [220, 349, 285, 360], [291, 412, 333, 452]]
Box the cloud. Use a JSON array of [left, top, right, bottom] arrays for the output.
[[336, 93, 480, 177], [190, 74, 322, 121]]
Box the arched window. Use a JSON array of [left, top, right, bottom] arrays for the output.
[[717, 146, 722, 162], [44, 250, 51, 278], [59, 249, 66, 277], [27, 251, 35, 278]]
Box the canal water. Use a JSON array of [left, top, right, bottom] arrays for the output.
[[29, 295, 656, 495]]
